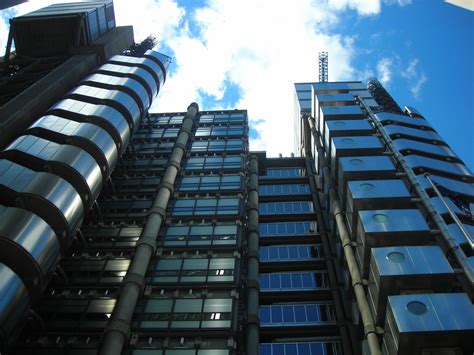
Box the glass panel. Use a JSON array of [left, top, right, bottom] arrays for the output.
[[145, 299, 173, 313], [175, 299, 202, 313]]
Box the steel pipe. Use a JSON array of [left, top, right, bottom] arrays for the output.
[[306, 115, 382, 355], [99, 102, 198, 355]]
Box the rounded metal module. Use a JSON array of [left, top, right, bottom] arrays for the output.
[[96, 62, 157, 101], [143, 50, 172, 83], [65, 85, 141, 131], [0, 159, 84, 250], [0, 263, 29, 355], [0, 205, 61, 301], [108, 54, 162, 94], [80, 73, 150, 113], [26, 115, 118, 181], [0, 135, 103, 210], [47, 98, 131, 154]]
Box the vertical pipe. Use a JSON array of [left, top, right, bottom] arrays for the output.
[[246, 154, 260, 354], [99, 102, 199, 355], [306, 115, 382, 355], [304, 158, 354, 355]]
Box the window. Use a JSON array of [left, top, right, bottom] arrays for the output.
[[171, 198, 240, 217], [199, 113, 246, 124], [185, 156, 243, 171], [260, 245, 323, 262], [177, 175, 242, 192], [191, 139, 244, 152], [153, 257, 236, 283], [133, 128, 179, 140], [133, 141, 175, 154], [163, 224, 239, 247], [261, 168, 305, 179], [259, 184, 310, 196], [259, 202, 314, 215], [148, 115, 184, 126], [123, 158, 167, 173], [260, 341, 342, 355], [259, 221, 314, 237], [259, 303, 336, 326], [139, 298, 233, 329], [195, 126, 244, 138], [260, 271, 329, 292]]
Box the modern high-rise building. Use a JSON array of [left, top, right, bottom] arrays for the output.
[[0, 2, 473, 355]]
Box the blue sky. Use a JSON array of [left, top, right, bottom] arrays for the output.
[[1, 0, 473, 168]]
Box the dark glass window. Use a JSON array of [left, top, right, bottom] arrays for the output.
[[260, 341, 342, 355], [149, 115, 184, 125], [153, 256, 236, 283], [185, 156, 243, 171], [259, 221, 314, 237], [262, 168, 305, 178], [177, 175, 242, 192], [133, 128, 179, 140], [260, 271, 329, 292], [199, 112, 246, 124], [191, 140, 244, 153], [139, 298, 233, 329], [259, 303, 336, 326], [171, 198, 240, 216], [260, 245, 323, 262], [259, 202, 314, 215], [196, 126, 244, 138], [163, 224, 238, 247], [259, 184, 310, 196]]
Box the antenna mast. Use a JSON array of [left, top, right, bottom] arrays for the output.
[[318, 51, 328, 82]]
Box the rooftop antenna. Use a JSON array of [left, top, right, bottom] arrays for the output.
[[318, 51, 328, 82]]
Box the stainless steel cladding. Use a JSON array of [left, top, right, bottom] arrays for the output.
[[48, 98, 131, 153], [345, 180, 412, 239], [330, 136, 385, 181], [0, 159, 83, 249], [108, 55, 163, 91], [65, 85, 142, 131], [318, 105, 365, 139], [324, 119, 373, 154], [447, 223, 474, 250], [392, 139, 459, 162], [375, 112, 432, 130], [383, 293, 474, 355], [404, 154, 473, 182], [26, 115, 118, 180], [1, 135, 102, 209], [144, 50, 171, 82], [337, 156, 397, 206], [0, 205, 61, 300], [416, 174, 474, 199], [355, 209, 432, 278], [0, 50, 170, 354], [368, 245, 453, 327], [0, 263, 29, 354], [81, 73, 150, 112], [97, 63, 158, 100], [383, 124, 444, 144]]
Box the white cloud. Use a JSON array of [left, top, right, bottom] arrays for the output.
[[0, 0, 412, 157], [327, 0, 381, 15], [402, 58, 427, 99], [376, 57, 393, 86], [383, 0, 412, 6], [145, 0, 361, 155], [410, 73, 427, 98]]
